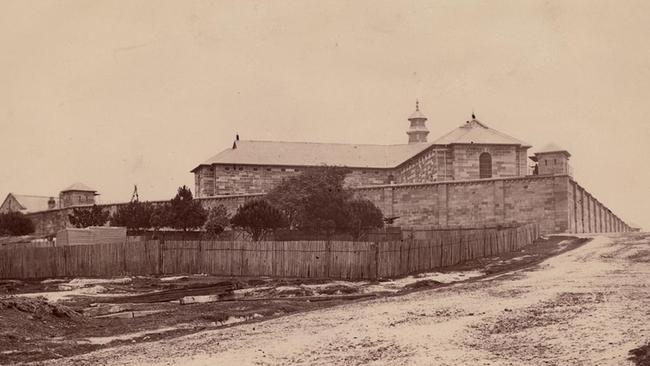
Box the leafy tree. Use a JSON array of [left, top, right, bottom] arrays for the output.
[[68, 205, 109, 228], [204, 205, 230, 237], [347, 199, 384, 240], [230, 199, 287, 241], [150, 203, 171, 230], [167, 186, 207, 231], [0, 212, 35, 236], [110, 201, 153, 232], [266, 166, 352, 232]]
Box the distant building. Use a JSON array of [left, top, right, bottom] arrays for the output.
[[0, 194, 58, 214], [530, 143, 573, 176], [58, 183, 98, 208], [192, 104, 535, 197], [0, 183, 98, 214]]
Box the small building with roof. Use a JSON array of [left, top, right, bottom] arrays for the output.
[[59, 183, 98, 208], [191, 103, 532, 197], [0, 183, 98, 215], [530, 143, 573, 176], [0, 194, 58, 214]]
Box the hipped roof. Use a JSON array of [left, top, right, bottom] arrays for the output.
[[193, 119, 531, 171]]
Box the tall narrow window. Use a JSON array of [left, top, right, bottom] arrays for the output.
[[479, 152, 492, 178]]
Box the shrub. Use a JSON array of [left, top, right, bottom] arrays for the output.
[[204, 205, 230, 237], [167, 186, 207, 231], [347, 199, 384, 239], [0, 212, 35, 236], [68, 205, 109, 228], [230, 199, 287, 241], [110, 201, 153, 233], [266, 166, 352, 232]]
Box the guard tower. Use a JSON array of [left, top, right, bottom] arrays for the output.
[[59, 183, 98, 207], [532, 143, 572, 176]]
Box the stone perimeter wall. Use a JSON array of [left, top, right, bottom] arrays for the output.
[[353, 175, 631, 234], [27, 175, 631, 236]]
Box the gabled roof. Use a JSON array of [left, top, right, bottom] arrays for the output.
[[431, 119, 531, 147], [1, 194, 57, 213], [192, 140, 433, 171], [61, 182, 97, 193]]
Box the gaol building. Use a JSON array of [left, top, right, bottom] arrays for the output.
[[192, 102, 560, 197]]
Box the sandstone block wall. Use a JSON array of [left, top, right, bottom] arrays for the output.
[[452, 145, 525, 180], [354, 175, 630, 234], [28, 175, 631, 237], [195, 164, 393, 197], [536, 152, 570, 176], [396, 148, 453, 183], [354, 175, 569, 233]]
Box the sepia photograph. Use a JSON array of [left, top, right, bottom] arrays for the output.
[[0, 1, 648, 365]]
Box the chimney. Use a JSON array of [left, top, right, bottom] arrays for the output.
[[47, 197, 56, 210]]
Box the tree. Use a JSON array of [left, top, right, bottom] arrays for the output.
[[230, 199, 287, 241], [347, 199, 384, 240], [266, 166, 352, 232], [68, 205, 109, 228], [0, 212, 35, 236], [150, 203, 171, 230], [110, 201, 153, 233], [204, 205, 230, 237], [167, 186, 207, 231]]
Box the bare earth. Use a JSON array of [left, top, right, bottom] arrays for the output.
[[31, 233, 650, 366]]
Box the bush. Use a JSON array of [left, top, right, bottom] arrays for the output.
[[266, 166, 352, 232], [68, 205, 109, 228], [230, 199, 287, 241], [0, 212, 35, 236], [110, 201, 153, 233], [266, 166, 384, 237], [347, 199, 384, 240], [204, 205, 230, 237], [166, 186, 207, 231]]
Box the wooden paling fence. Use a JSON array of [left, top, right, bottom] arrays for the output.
[[0, 223, 539, 280]]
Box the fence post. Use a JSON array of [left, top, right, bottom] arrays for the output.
[[325, 240, 331, 278], [374, 242, 380, 280], [158, 237, 165, 275], [198, 239, 204, 274]]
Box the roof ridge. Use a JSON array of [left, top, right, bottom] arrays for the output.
[[239, 139, 422, 147], [482, 125, 530, 146], [12, 194, 54, 198]]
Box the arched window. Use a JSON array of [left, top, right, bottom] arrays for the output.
[[479, 152, 492, 178]]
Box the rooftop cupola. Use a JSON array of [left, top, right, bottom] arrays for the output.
[[407, 100, 429, 144]]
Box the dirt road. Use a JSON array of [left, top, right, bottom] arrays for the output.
[[32, 233, 650, 366]]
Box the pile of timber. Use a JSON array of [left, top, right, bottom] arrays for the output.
[[101, 281, 237, 304]]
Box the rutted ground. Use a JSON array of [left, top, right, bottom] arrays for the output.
[[0, 236, 581, 365], [21, 232, 648, 366]]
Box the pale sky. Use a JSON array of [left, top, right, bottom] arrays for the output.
[[1, 1, 649, 230]]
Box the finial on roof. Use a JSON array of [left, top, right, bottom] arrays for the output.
[[415, 99, 420, 111], [471, 111, 476, 119]]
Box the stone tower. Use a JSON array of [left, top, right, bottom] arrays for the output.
[[407, 100, 429, 143], [533, 143, 572, 176]]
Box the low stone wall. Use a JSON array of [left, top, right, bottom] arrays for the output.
[[27, 175, 631, 236]]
